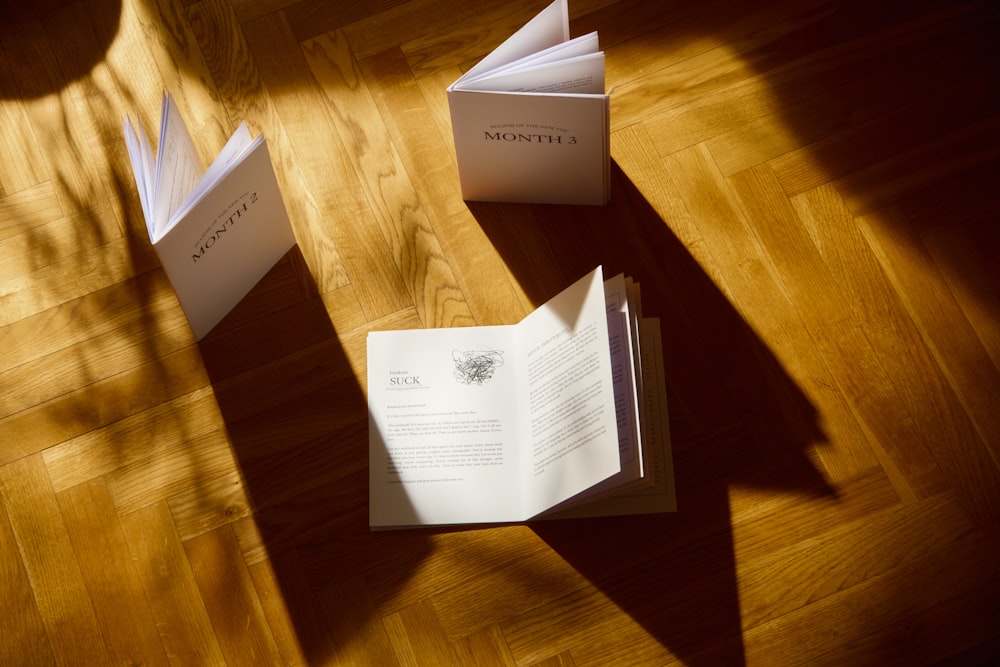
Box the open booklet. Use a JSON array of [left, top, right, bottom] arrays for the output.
[[447, 0, 610, 205], [123, 93, 296, 339], [368, 266, 675, 529]]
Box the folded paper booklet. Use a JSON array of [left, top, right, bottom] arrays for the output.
[[123, 93, 296, 339], [367, 266, 675, 529], [447, 0, 610, 205]]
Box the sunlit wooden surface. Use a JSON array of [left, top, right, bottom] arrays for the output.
[[2, 0, 999, 664]]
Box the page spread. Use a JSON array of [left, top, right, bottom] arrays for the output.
[[368, 266, 674, 528], [123, 95, 260, 243], [368, 267, 618, 525]]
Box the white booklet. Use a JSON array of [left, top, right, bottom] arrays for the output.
[[367, 266, 675, 529], [447, 0, 610, 205], [123, 93, 296, 339]]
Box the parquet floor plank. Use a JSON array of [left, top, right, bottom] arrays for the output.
[[727, 164, 880, 482], [858, 206, 1000, 466], [922, 221, 1000, 371], [451, 625, 519, 666], [246, 550, 324, 666], [315, 577, 400, 666], [242, 11, 400, 304], [732, 493, 977, 631], [58, 479, 169, 666], [734, 525, 1000, 666], [186, 524, 284, 664], [383, 599, 455, 666], [304, 30, 474, 329], [0, 455, 110, 664], [120, 501, 228, 664], [357, 47, 526, 325], [0, 479, 55, 667], [186, 0, 355, 297]]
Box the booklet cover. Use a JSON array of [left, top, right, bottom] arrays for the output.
[[367, 266, 675, 529], [447, 0, 611, 205], [123, 93, 297, 339]]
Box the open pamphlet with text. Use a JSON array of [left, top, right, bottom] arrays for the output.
[[368, 266, 675, 529], [447, 0, 610, 205], [123, 93, 296, 339]]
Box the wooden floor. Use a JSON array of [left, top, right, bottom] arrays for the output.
[[2, 0, 999, 664]]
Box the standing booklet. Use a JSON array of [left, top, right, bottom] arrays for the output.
[[123, 93, 297, 339], [367, 266, 675, 529], [447, 0, 610, 205]]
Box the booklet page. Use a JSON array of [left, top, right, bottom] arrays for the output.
[[368, 324, 523, 526], [542, 316, 676, 519], [454, 52, 605, 94], [456, 32, 600, 90], [606, 273, 642, 471], [519, 266, 622, 517], [531, 272, 645, 514], [152, 94, 203, 241], [461, 32, 598, 83], [457, 0, 569, 82], [122, 117, 154, 237], [165, 125, 259, 239]]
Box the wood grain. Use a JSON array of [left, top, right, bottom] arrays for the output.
[[1, 0, 998, 664]]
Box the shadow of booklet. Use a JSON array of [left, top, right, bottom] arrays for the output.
[[367, 266, 675, 529]]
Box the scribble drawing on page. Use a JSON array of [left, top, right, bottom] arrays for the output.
[[453, 349, 505, 386]]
